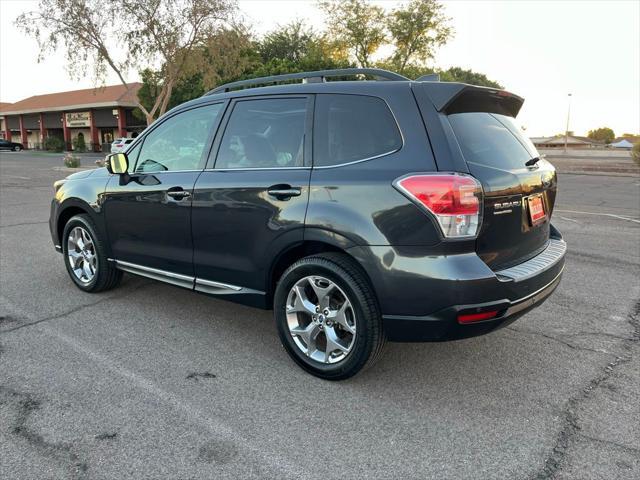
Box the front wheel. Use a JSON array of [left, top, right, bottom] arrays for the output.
[[62, 214, 122, 292], [274, 253, 385, 380]]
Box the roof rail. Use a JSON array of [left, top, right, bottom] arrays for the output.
[[204, 68, 409, 96]]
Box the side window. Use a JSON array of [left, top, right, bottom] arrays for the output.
[[314, 94, 402, 167], [215, 98, 307, 169], [134, 103, 223, 173], [125, 142, 141, 167]]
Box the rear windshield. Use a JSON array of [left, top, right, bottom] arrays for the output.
[[448, 112, 538, 170]]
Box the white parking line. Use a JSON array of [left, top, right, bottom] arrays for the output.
[[44, 326, 308, 479], [555, 209, 640, 224], [3, 175, 31, 180]]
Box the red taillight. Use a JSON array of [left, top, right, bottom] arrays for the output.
[[115, 144, 123, 147], [394, 173, 483, 238], [457, 310, 499, 324]]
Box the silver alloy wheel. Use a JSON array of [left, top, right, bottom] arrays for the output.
[[67, 226, 97, 283], [285, 275, 356, 364]]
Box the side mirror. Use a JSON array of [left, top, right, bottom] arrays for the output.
[[106, 153, 128, 174]]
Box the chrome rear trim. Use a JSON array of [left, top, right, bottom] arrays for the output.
[[505, 268, 564, 316], [496, 238, 566, 282]]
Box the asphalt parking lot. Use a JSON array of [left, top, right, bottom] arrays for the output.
[[1, 151, 639, 480]]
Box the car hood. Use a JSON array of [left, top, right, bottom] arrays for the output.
[[65, 167, 109, 181]]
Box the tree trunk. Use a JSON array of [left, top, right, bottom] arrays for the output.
[[158, 80, 175, 118]]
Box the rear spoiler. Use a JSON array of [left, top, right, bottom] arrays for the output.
[[417, 82, 524, 117]]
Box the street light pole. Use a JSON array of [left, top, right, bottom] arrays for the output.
[[564, 93, 572, 153]]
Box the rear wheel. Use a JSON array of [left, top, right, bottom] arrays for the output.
[[62, 214, 122, 292], [274, 253, 385, 380], [13, 145, 21, 152]]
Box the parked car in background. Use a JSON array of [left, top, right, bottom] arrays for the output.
[[49, 68, 566, 380], [0, 139, 24, 151], [110, 137, 135, 153]]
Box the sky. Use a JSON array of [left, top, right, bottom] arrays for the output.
[[1, 0, 638, 137]]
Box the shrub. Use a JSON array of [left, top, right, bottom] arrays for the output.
[[632, 142, 640, 166], [63, 153, 81, 168], [72, 135, 87, 152], [45, 136, 65, 152]]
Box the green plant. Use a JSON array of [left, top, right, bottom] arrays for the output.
[[72, 134, 87, 152], [44, 136, 65, 152], [63, 152, 81, 168], [632, 142, 640, 165]]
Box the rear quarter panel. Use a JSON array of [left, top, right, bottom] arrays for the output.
[[305, 86, 442, 247]]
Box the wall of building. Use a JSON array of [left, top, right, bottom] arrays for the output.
[[93, 109, 118, 127], [2, 107, 138, 150], [70, 128, 92, 150], [125, 109, 146, 131], [27, 131, 39, 147], [42, 112, 63, 129], [23, 114, 39, 129]]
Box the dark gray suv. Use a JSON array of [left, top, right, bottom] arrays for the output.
[[49, 68, 566, 379]]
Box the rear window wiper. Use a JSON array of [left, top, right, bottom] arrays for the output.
[[525, 156, 541, 167]]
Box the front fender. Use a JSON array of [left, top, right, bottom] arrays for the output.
[[50, 168, 111, 252]]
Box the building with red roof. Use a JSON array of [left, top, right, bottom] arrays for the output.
[[0, 83, 145, 151]]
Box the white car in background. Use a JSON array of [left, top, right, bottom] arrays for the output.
[[110, 137, 135, 154]]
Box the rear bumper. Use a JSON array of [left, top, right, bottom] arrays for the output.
[[348, 224, 566, 342], [382, 267, 563, 341]]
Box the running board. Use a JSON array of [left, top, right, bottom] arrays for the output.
[[111, 259, 262, 296], [113, 260, 194, 290]]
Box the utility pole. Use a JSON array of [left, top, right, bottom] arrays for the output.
[[564, 93, 572, 153]]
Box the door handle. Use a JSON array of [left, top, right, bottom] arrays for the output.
[[267, 185, 301, 199], [166, 188, 191, 200]]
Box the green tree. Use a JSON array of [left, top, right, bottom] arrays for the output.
[[259, 20, 316, 64], [17, 0, 236, 125], [375, 62, 503, 89], [439, 67, 503, 89], [44, 136, 65, 153], [72, 134, 87, 152], [631, 142, 640, 165], [387, 0, 452, 74], [587, 127, 615, 144], [142, 21, 354, 108], [318, 0, 386, 67], [137, 68, 207, 118], [197, 26, 260, 90], [252, 21, 352, 77]]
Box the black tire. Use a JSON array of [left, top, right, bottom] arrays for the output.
[[274, 252, 385, 380], [62, 214, 122, 292], [13, 145, 21, 152]]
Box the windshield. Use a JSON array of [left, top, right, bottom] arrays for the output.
[[448, 112, 539, 171]]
